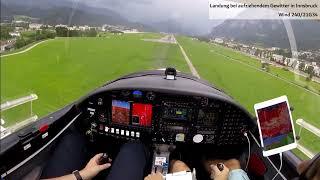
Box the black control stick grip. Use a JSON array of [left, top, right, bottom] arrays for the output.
[[217, 163, 224, 171], [98, 153, 111, 165]]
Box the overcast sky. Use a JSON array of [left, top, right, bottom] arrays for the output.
[[78, 0, 222, 35]]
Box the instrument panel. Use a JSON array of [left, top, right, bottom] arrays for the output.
[[82, 89, 251, 146]]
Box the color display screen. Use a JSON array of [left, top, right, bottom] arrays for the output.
[[112, 100, 130, 125], [257, 102, 294, 150], [132, 103, 153, 127]]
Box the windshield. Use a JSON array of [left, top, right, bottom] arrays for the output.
[[1, 0, 320, 161]]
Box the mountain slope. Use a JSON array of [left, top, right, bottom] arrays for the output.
[[1, 0, 129, 26], [210, 20, 320, 50]]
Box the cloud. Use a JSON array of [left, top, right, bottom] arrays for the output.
[[82, 0, 153, 8], [78, 0, 220, 34]]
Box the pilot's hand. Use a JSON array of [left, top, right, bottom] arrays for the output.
[[144, 172, 164, 180], [80, 153, 112, 180], [210, 164, 229, 180]]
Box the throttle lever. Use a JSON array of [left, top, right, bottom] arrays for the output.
[[98, 153, 112, 165], [217, 163, 224, 171]]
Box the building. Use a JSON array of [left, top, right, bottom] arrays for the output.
[[15, 27, 24, 31], [303, 63, 311, 71], [272, 54, 284, 63], [79, 25, 90, 31], [271, 47, 281, 51], [241, 44, 249, 48], [67, 26, 78, 30], [110, 30, 124, 35], [249, 49, 256, 56], [0, 40, 15, 53], [9, 31, 21, 37], [213, 38, 224, 44], [285, 58, 298, 67], [314, 66, 320, 77], [226, 42, 237, 48], [29, 23, 43, 30], [13, 20, 27, 23], [55, 24, 68, 28], [123, 29, 139, 33], [292, 51, 299, 58], [292, 60, 301, 70]]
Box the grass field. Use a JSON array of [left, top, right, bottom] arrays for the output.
[[176, 36, 320, 157], [1, 33, 189, 126], [209, 44, 320, 94]]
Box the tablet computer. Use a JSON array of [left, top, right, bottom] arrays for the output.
[[254, 96, 297, 157]]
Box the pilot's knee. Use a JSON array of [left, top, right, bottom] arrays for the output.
[[119, 142, 148, 156], [121, 142, 146, 150], [170, 160, 191, 173], [225, 159, 241, 170]]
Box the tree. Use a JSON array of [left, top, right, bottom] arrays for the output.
[[55, 27, 68, 37], [197, 36, 210, 43], [0, 25, 14, 40], [42, 30, 56, 39], [274, 49, 292, 58], [68, 30, 81, 37], [299, 62, 306, 71], [306, 66, 314, 79], [255, 49, 261, 57], [261, 62, 270, 72], [86, 28, 97, 37], [15, 38, 26, 48]]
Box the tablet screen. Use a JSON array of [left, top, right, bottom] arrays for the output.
[[257, 101, 295, 150]]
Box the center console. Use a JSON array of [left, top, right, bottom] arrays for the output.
[[82, 89, 250, 147]]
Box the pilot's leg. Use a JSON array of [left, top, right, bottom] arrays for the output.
[[204, 158, 241, 172], [41, 129, 89, 178], [107, 142, 150, 180], [170, 160, 191, 173]]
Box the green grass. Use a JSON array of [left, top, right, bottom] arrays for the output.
[[21, 31, 37, 36], [1, 104, 32, 125], [177, 36, 320, 156], [292, 149, 310, 160], [209, 44, 320, 93], [1, 33, 189, 127]]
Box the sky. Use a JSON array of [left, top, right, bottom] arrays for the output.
[[79, 0, 222, 35]]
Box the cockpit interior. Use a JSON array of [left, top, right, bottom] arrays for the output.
[[0, 68, 304, 180]]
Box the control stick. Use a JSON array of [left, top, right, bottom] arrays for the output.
[[217, 163, 224, 171], [98, 153, 112, 165]]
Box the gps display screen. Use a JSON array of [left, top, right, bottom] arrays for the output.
[[257, 102, 294, 150], [112, 100, 130, 125], [163, 107, 188, 121]]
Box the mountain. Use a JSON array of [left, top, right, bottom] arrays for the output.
[[210, 20, 320, 50], [0, 0, 150, 30], [149, 19, 185, 34], [1, 0, 220, 35]]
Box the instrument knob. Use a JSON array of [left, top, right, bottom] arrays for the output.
[[193, 134, 203, 143]]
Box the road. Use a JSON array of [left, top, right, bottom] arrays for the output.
[[142, 34, 177, 44], [174, 35, 200, 78]]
